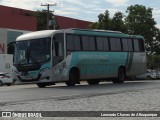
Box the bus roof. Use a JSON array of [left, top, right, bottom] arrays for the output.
[[16, 30, 60, 41], [16, 29, 144, 41], [68, 28, 144, 39]]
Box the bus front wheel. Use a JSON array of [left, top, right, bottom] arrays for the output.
[[37, 83, 46, 88], [112, 67, 125, 83], [66, 69, 79, 86]]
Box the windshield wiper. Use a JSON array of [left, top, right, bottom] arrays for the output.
[[28, 54, 40, 66], [17, 47, 40, 66], [17, 55, 26, 66]]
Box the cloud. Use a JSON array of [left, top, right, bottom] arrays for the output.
[[105, 0, 129, 7], [0, 0, 64, 10], [108, 8, 122, 16], [55, 10, 77, 15], [55, 7, 79, 16], [64, 0, 84, 6], [0, 0, 42, 10], [153, 8, 160, 19]]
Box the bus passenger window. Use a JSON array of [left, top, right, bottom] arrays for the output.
[[110, 38, 117, 51], [67, 35, 74, 51], [122, 39, 128, 51], [122, 39, 133, 52], [133, 39, 140, 51], [89, 37, 96, 50], [82, 36, 90, 50], [103, 37, 109, 51], [116, 38, 122, 51], [74, 36, 81, 50], [128, 39, 133, 51], [96, 37, 103, 51]]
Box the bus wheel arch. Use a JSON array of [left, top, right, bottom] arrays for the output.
[[112, 66, 126, 84], [65, 67, 80, 86]]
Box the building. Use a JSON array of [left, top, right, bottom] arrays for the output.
[[0, 5, 37, 31], [55, 15, 92, 29], [0, 5, 92, 31], [0, 5, 92, 48], [0, 5, 36, 53]]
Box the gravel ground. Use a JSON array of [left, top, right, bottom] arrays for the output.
[[1, 87, 160, 120]]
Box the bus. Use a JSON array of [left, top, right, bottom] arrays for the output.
[[11, 28, 146, 87]]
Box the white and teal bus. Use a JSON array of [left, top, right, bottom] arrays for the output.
[[11, 28, 146, 87]]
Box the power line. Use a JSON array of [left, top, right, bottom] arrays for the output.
[[41, 3, 57, 30]]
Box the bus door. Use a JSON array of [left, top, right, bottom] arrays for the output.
[[52, 33, 64, 81]]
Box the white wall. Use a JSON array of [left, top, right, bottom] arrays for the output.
[[0, 29, 7, 54], [0, 54, 13, 73]]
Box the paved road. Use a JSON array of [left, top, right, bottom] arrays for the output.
[[1, 80, 160, 120], [0, 80, 160, 104]]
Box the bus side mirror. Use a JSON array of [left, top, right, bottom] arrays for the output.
[[8, 42, 16, 54]]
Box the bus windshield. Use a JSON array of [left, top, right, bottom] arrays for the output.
[[14, 37, 51, 65]]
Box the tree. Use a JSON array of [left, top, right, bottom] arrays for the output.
[[90, 10, 111, 30], [110, 12, 127, 33], [34, 10, 58, 30], [89, 10, 127, 32], [125, 5, 157, 52]]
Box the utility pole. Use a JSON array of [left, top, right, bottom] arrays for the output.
[[41, 3, 57, 30]]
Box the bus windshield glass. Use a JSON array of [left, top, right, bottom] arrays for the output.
[[14, 37, 51, 65]]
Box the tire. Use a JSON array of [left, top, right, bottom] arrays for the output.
[[112, 67, 126, 83], [6, 83, 11, 86], [146, 76, 152, 80], [37, 83, 46, 88], [66, 69, 79, 86], [87, 79, 100, 85], [0, 81, 3, 86]]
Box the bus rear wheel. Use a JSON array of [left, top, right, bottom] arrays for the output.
[[87, 79, 100, 85], [112, 67, 125, 83], [66, 69, 79, 86]]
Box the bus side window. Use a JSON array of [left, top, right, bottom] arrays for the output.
[[67, 35, 74, 51], [133, 39, 140, 52], [82, 36, 90, 50], [96, 37, 103, 51], [110, 38, 117, 51], [122, 39, 133, 52]]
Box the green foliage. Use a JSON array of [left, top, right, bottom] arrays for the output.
[[34, 10, 59, 30], [89, 4, 159, 54], [89, 4, 160, 68], [90, 10, 127, 32], [34, 10, 48, 30], [126, 4, 157, 52], [110, 12, 127, 33], [147, 54, 160, 69], [90, 10, 111, 30]]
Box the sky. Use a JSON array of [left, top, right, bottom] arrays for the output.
[[0, 0, 160, 28]]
